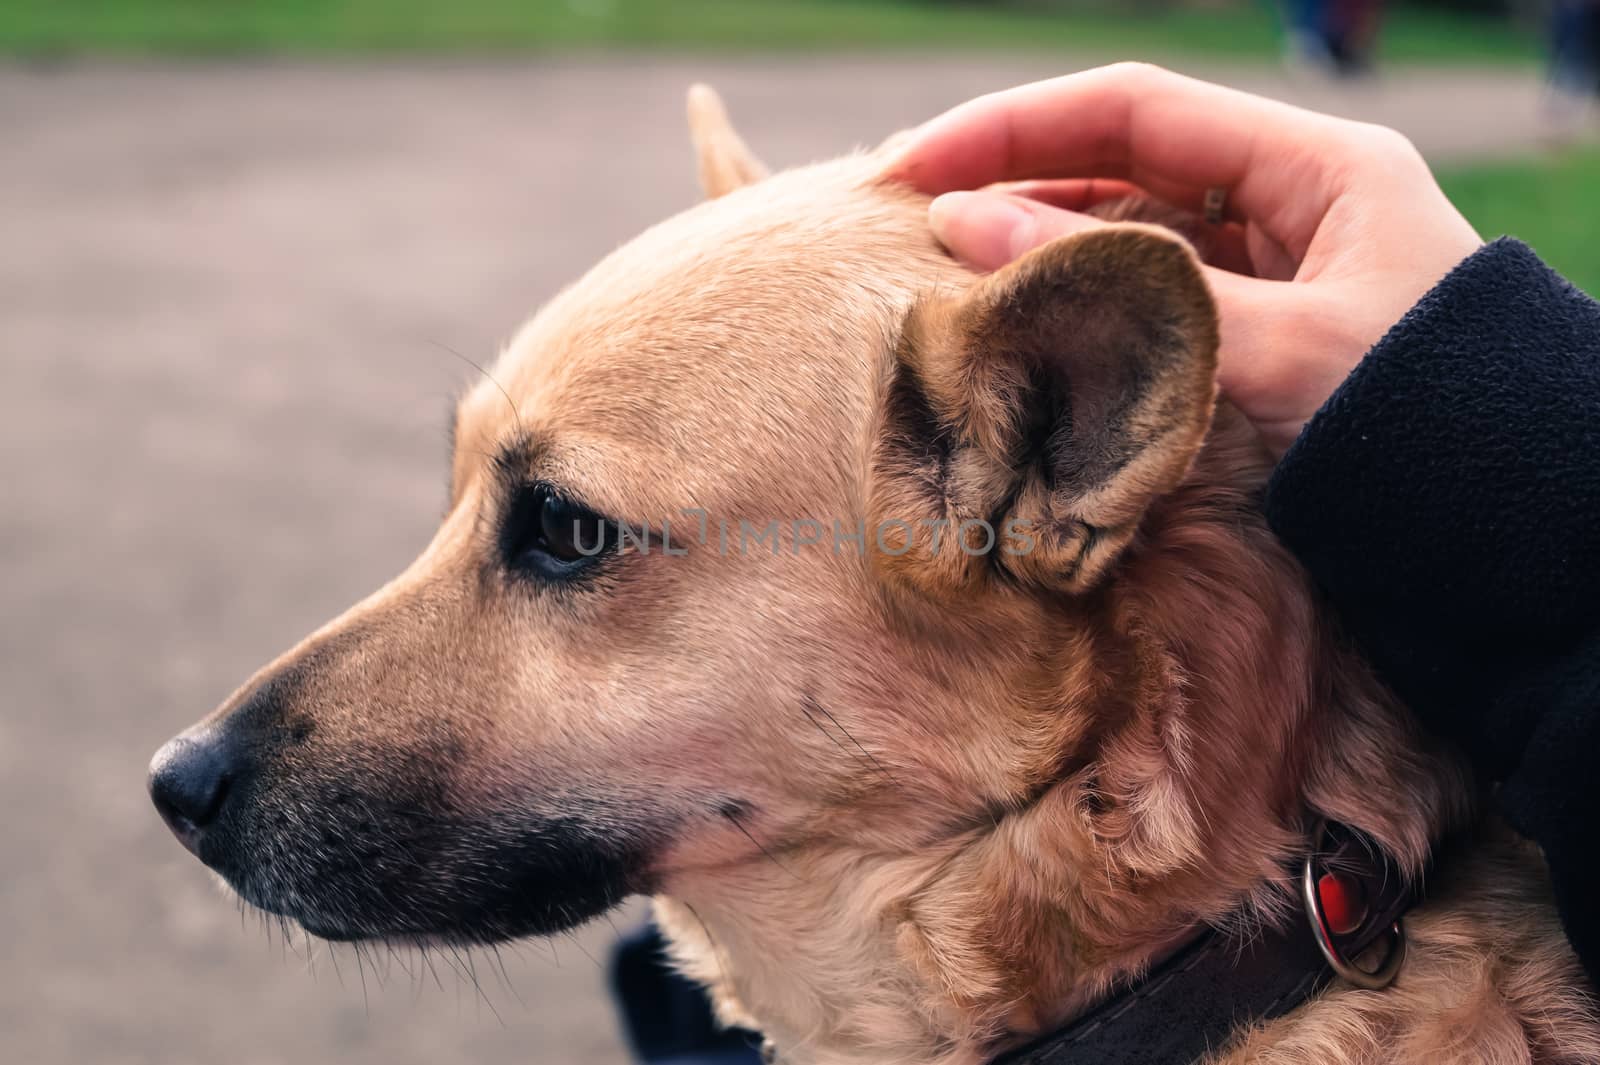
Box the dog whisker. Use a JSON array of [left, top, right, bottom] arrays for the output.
[[436, 945, 468, 1014], [462, 947, 506, 1026], [488, 943, 526, 1010], [419, 944, 446, 993], [561, 929, 603, 970], [324, 940, 346, 991], [810, 700, 898, 783], [721, 806, 803, 882], [798, 701, 859, 761], [385, 941, 411, 982], [799, 695, 900, 789], [352, 943, 371, 1015], [428, 339, 524, 440]]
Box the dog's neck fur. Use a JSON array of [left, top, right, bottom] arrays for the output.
[[655, 410, 1463, 1065]]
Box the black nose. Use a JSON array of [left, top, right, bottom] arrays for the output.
[[148, 730, 236, 852]]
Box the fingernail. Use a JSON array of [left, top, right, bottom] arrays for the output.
[[929, 191, 1035, 270]]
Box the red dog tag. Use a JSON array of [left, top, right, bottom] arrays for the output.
[[1317, 871, 1368, 936]]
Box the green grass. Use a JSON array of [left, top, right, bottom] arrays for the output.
[[0, 0, 1538, 63], [1439, 148, 1600, 297]]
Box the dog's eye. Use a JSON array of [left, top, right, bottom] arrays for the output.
[[539, 493, 610, 562], [504, 485, 615, 577]]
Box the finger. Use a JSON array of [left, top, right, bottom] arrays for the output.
[[928, 190, 1280, 380], [1196, 220, 1258, 277], [934, 187, 1255, 276], [928, 189, 1329, 446], [1003, 175, 1235, 223], [1003, 179, 1262, 278], [928, 190, 1103, 272], [888, 63, 1352, 258], [999, 178, 1144, 212]]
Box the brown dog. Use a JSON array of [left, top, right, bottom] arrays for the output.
[[150, 88, 1598, 1064]]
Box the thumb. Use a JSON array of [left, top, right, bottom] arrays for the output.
[[928, 190, 1102, 271]]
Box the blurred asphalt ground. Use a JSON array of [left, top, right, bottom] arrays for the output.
[[0, 55, 1573, 1065]]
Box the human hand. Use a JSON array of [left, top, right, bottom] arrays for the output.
[[887, 63, 1483, 458]]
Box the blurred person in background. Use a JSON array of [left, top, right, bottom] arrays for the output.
[[1286, 0, 1387, 74], [1549, 0, 1600, 110]]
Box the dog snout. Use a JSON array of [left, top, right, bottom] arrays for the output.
[[148, 728, 239, 854]]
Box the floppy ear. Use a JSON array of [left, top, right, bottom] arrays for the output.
[[868, 224, 1218, 597], [686, 84, 768, 198]]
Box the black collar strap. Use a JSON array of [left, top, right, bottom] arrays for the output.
[[992, 822, 1413, 1065]]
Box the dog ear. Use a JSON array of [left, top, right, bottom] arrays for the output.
[[868, 224, 1218, 597], [686, 84, 768, 198]]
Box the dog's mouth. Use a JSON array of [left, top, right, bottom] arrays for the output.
[[188, 782, 649, 946], [214, 818, 647, 946]]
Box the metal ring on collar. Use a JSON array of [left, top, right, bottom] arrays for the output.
[[1301, 839, 1407, 990]]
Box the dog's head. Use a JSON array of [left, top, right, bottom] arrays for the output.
[[151, 89, 1447, 1051]]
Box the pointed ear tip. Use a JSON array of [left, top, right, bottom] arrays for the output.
[[686, 83, 768, 197], [686, 83, 726, 121]]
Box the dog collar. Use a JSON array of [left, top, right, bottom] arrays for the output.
[[988, 822, 1412, 1065]]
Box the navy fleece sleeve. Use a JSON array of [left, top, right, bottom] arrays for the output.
[[1264, 238, 1600, 981]]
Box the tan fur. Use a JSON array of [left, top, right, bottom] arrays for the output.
[[688, 84, 769, 198], [170, 91, 1598, 1065]]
